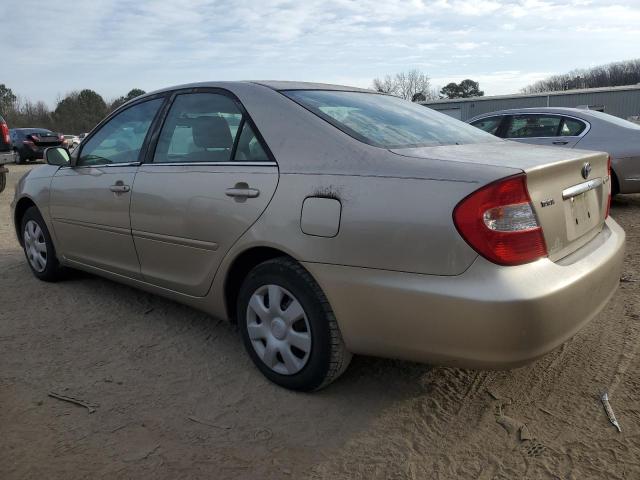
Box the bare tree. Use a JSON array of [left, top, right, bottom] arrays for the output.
[[372, 75, 396, 95], [372, 69, 435, 102], [522, 59, 640, 94]]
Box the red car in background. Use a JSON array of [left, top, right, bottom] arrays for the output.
[[0, 114, 12, 192]]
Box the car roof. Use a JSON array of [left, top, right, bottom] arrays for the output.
[[134, 80, 375, 102], [250, 80, 374, 92]]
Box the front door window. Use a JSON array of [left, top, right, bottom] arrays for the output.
[[78, 98, 163, 166]]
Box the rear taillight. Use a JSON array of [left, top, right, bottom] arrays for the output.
[[605, 155, 612, 218], [0, 122, 9, 144], [453, 174, 547, 266]]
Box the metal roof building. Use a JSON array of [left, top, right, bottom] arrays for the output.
[[421, 84, 640, 122]]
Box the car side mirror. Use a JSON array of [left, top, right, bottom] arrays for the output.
[[44, 147, 71, 166]]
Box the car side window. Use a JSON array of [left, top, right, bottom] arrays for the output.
[[233, 122, 269, 161], [78, 98, 163, 166], [505, 115, 562, 138], [560, 118, 587, 136], [471, 116, 503, 135], [154, 92, 265, 164]]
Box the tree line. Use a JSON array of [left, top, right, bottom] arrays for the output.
[[522, 59, 640, 94], [372, 69, 483, 101], [0, 84, 146, 134]]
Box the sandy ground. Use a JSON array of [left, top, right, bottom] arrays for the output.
[[0, 163, 639, 479]]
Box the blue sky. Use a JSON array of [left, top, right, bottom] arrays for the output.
[[6, 0, 640, 106]]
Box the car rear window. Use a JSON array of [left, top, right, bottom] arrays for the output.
[[24, 129, 56, 136], [283, 90, 499, 148]]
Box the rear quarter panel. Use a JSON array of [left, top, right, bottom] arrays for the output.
[[575, 123, 640, 193]]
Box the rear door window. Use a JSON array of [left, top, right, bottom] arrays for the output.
[[505, 115, 562, 138], [153, 92, 270, 163], [560, 117, 587, 136]]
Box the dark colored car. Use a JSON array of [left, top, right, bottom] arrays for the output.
[[10, 128, 64, 164]]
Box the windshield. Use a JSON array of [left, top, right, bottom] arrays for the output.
[[283, 90, 499, 148], [585, 110, 640, 130]]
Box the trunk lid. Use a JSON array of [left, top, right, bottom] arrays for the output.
[[29, 133, 61, 147], [391, 141, 610, 261]]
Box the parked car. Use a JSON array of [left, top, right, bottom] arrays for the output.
[[63, 134, 80, 150], [10, 128, 64, 164], [467, 107, 640, 194], [0, 114, 12, 192], [11, 82, 625, 391]]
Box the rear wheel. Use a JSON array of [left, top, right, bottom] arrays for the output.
[[13, 149, 23, 164], [20, 207, 63, 281], [237, 257, 351, 391], [611, 170, 620, 196]]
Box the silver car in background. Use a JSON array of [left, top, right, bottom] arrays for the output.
[[11, 82, 625, 391], [468, 107, 640, 194]]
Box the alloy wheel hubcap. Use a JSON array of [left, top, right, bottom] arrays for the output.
[[246, 284, 312, 375], [23, 220, 47, 272]]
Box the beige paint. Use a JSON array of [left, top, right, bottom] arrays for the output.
[[49, 165, 142, 278], [10, 81, 627, 370], [130, 163, 278, 296]]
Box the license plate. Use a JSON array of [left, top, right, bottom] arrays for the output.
[[565, 192, 599, 240]]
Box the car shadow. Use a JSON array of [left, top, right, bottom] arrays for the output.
[[611, 193, 640, 210]]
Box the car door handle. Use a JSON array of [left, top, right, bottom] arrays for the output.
[[552, 140, 569, 145], [225, 186, 260, 198], [109, 184, 130, 193]]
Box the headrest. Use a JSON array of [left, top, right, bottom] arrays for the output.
[[192, 116, 232, 149]]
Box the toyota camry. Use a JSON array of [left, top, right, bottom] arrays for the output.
[[11, 81, 625, 391]]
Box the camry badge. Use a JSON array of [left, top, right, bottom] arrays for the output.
[[581, 162, 592, 180]]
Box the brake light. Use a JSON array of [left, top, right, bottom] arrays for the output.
[[0, 122, 9, 144], [453, 174, 547, 266], [605, 155, 612, 218]]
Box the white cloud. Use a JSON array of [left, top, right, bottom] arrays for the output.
[[4, 0, 640, 105]]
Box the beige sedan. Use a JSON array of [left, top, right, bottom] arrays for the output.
[[11, 81, 625, 391]]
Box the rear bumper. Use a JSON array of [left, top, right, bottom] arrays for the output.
[[304, 217, 625, 368], [0, 151, 12, 165]]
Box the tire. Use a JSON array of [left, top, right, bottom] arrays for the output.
[[611, 170, 620, 196], [20, 206, 63, 282], [0, 172, 5, 193], [14, 149, 23, 164], [237, 257, 352, 391]]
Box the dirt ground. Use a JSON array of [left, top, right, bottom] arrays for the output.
[[1, 163, 639, 479]]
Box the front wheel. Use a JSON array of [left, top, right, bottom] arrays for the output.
[[237, 257, 352, 391], [14, 150, 23, 164], [21, 206, 63, 281]]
